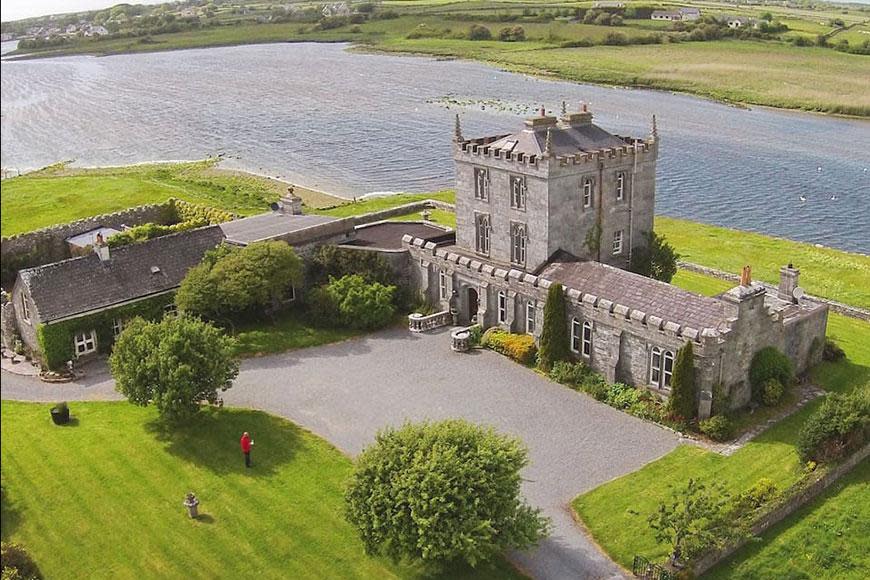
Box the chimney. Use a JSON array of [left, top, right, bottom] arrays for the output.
[[560, 102, 593, 128], [94, 232, 110, 263], [525, 104, 557, 130], [740, 265, 752, 286], [778, 263, 800, 303]]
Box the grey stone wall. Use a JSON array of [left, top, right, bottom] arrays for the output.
[[1, 202, 174, 285], [9, 277, 39, 356]]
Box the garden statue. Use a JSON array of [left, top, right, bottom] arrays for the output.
[[183, 492, 200, 519]]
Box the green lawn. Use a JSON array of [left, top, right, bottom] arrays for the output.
[[313, 190, 456, 218], [232, 309, 364, 357], [0, 401, 523, 579], [573, 270, 870, 574], [389, 208, 457, 229], [706, 458, 870, 580], [658, 216, 870, 309], [0, 162, 343, 237]]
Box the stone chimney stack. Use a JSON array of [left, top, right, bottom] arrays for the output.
[[560, 102, 593, 128], [778, 263, 800, 303], [279, 186, 303, 215], [740, 265, 752, 286], [94, 233, 110, 263], [525, 105, 558, 130]]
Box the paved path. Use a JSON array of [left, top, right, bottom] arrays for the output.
[[1, 327, 679, 579]]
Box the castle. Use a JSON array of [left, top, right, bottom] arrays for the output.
[[404, 105, 828, 417]]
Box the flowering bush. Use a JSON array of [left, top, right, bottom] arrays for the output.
[[482, 329, 537, 365]]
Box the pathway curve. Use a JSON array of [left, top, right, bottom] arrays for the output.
[[1, 327, 680, 579]]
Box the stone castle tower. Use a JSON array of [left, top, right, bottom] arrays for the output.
[[452, 104, 658, 272]]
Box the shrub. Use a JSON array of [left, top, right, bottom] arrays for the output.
[[325, 274, 396, 330], [106, 218, 207, 248], [468, 24, 492, 40], [537, 283, 569, 371], [823, 339, 846, 362], [498, 26, 525, 41], [109, 315, 239, 423], [581, 373, 609, 401], [731, 478, 778, 515], [668, 342, 697, 420], [699, 415, 735, 442], [761, 378, 785, 407], [304, 285, 340, 327], [1, 542, 41, 579], [797, 390, 869, 462], [306, 245, 410, 309], [749, 347, 794, 402], [629, 231, 679, 283], [467, 324, 483, 347], [482, 329, 537, 365], [344, 420, 550, 568], [605, 383, 642, 410], [549, 360, 591, 387]]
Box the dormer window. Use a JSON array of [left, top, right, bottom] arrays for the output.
[[510, 175, 527, 210], [474, 167, 490, 201], [582, 177, 594, 208], [616, 172, 625, 201]]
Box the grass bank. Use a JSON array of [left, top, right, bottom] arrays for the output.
[[0, 401, 522, 579], [573, 269, 870, 576], [232, 308, 364, 357], [0, 161, 343, 237]]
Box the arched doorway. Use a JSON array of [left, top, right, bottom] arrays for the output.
[[466, 287, 479, 324]]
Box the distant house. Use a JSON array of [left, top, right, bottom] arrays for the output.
[[724, 16, 758, 29], [84, 25, 109, 37], [592, 1, 626, 8], [321, 2, 351, 18], [651, 10, 683, 21], [678, 7, 701, 21]]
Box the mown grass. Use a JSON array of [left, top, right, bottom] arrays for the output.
[[706, 457, 869, 579], [389, 208, 457, 229], [0, 401, 523, 580], [232, 308, 363, 357], [657, 216, 870, 309], [313, 190, 456, 218], [573, 269, 870, 574]]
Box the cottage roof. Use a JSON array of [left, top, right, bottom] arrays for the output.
[[219, 212, 338, 245], [539, 259, 728, 330], [19, 225, 225, 323], [482, 111, 627, 158], [65, 227, 121, 248]]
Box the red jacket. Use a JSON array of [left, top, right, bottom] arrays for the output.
[[240, 434, 252, 453]]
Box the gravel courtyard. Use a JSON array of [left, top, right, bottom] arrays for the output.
[[1, 326, 679, 579]]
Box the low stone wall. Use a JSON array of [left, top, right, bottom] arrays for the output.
[[1, 203, 175, 285], [692, 443, 870, 576], [678, 261, 869, 321]]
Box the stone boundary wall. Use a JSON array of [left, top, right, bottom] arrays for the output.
[[679, 261, 869, 322], [693, 442, 870, 576], [1, 203, 174, 284]]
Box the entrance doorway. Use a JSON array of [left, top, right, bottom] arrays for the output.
[[466, 287, 479, 324]]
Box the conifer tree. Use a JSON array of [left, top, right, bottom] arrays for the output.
[[537, 283, 569, 371], [669, 342, 697, 420]]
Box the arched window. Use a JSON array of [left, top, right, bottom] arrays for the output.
[[497, 291, 507, 324], [571, 318, 581, 353], [474, 167, 489, 200], [650, 347, 662, 386], [510, 175, 527, 209], [526, 301, 536, 335], [662, 350, 675, 389], [475, 213, 491, 255], [582, 321, 593, 357], [582, 177, 594, 208], [511, 222, 527, 265], [650, 347, 675, 389]]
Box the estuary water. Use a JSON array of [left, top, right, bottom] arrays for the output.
[[1, 41, 868, 252]]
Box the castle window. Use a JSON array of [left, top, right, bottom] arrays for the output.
[[74, 330, 97, 357], [497, 291, 507, 324], [475, 213, 491, 255], [511, 222, 527, 266], [582, 177, 594, 208], [439, 270, 448, 300], [474, 167, 490, 201], [616, 172, 625, 201], [526, 301, 536, 335], [112, 317, 126, 338], [571, 318, 581, 353], [650, 347, 675, 390], [612, 230, 624, 255], [510, 175, 527, 210], [20, 293, 30, 324], [582, 321, 593, 358]]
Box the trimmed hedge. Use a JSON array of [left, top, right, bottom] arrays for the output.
[[36, 293, 174, 370], [482, 328, 537, 365]]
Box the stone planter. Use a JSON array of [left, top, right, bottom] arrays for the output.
[[451, 329, 470, 353], [50, 406, 70, 425]]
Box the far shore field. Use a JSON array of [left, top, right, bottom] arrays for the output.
[[2, 160, 867, 310]]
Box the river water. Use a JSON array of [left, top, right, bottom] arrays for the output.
[[2, 41, 868, 252]]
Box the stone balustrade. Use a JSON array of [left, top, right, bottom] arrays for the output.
[[408, 310, 452, 333]]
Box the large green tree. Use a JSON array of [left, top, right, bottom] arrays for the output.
[[176, 241, 302, 321], [668, 342, 697, 420], [537, 283, 570, 371], [345, 420, 550, 570], [629, 231, 679, 283], [109, 315, 239, 423]]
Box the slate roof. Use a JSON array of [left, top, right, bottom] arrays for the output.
[[219, 212, 337, 245], [20, 225, 225, 323], [485, 119, 627, 158], [539, 259, 728, 330]]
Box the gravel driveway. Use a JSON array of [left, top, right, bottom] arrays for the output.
[[2, 326, 679, 579]]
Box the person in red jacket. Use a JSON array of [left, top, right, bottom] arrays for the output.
[[240, 432, 253, 468]]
